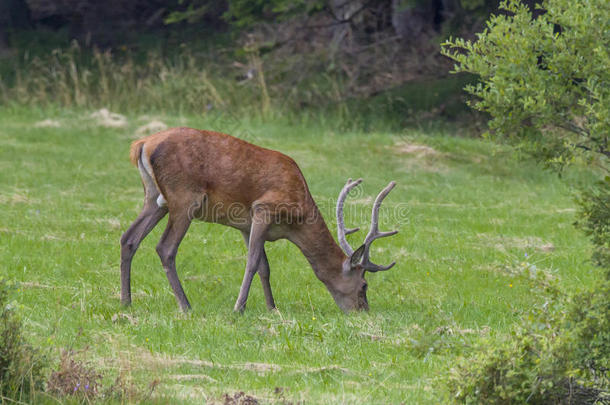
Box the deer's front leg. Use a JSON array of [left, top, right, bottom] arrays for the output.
[[234, 210, 270, 312], [241, 231, 276, 310]]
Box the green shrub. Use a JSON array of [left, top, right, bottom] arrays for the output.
[[441, 0, 609, 272], [577, 179, 610, 272], [0, 279, 46, 402], [447, 281, 609, 404], [442, 0, 610, 171], [563, 282, 610, 391]]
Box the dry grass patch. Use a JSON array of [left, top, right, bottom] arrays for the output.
[[34, 119, 61, 128], [391, 141, 448, 173], [394, 142, 440, 157], [432, 324, 490, 337], [40, 233, 62, 241], [47, 350, 103, 400], [110, 312, 139, 326], [119, 348, 283, 375], [135, 120, 168, 137], [0, 189, 38, 205], [19, 281, 53, 289], [477, 233, 555, 253], [221, 391, 259, 405], [90, 108, 128, 128], [93, 217, 122, 230], [168, 374, 218, 383]]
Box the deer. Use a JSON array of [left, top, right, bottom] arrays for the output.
[[120, 127, 398, 313]]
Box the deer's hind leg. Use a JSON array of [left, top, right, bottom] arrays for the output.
[[120, 161, 168, 306], [156, 207, 193, 312], [155, 191, 207, 312], [241, 231, 276, 310], [234, 208, 271, 312]]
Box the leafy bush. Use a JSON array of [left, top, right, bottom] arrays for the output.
[[0, 279, 46, 401], [577, 180, 610, 272], [442, 0, 609, 267], [447, 281, 609, 404], [564, 283, 610, 391], [442, 0, 609, 171]]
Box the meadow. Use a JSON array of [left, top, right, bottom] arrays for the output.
[[0, 106, 602, 403]]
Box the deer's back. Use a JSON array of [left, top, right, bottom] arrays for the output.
[[131, 127, 314, 229]]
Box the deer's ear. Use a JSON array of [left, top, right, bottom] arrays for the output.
[[350, 244, 366, 267]]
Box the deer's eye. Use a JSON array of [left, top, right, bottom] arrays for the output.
[[362, 283, 368, 292]]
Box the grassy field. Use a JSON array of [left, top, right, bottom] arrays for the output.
[[0, 106, 602, 403]]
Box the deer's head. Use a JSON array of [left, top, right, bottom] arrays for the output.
[[332, 179, 398, 312]]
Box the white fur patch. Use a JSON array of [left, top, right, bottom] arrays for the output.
[[157, 194, 167, 208], [140, 144, 155, 178], [137, 162, 157, 200], [138, 144, 167, 206]]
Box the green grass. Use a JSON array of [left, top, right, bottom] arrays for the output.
[[0, 106, 602, 403]]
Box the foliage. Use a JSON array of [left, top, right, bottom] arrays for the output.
[[164, 1, 216, 25], [442, 0, 609, 171], [565, 282, 610, 389], [224, 0, 323, 27], [0, 279, 46, 402], [442, 0, 609, 260], [447, 279, 610, 404], [577, 179, 610, 271], [397, 0, 495, 13], [163, 0, 323, 26], [459, 0, 490, 11]]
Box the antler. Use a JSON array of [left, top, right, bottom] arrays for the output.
[[336, 179, 398, 271], [361, 181, 398, 272], [336, 178, 363, 256]]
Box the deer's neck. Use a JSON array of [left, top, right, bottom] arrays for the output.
[[290, 207, 347, 285]]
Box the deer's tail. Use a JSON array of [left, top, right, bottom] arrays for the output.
[[129, 139, 147, 167]]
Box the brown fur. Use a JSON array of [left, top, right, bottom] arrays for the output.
[[132, 128, 313, 226]]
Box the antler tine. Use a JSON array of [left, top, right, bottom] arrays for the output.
[[362, 181, 398, 272], [363, 260, 396, 272], [336, 178, 363, 256]]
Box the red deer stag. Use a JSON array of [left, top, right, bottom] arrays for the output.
[[120, 127, 398, 312]]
